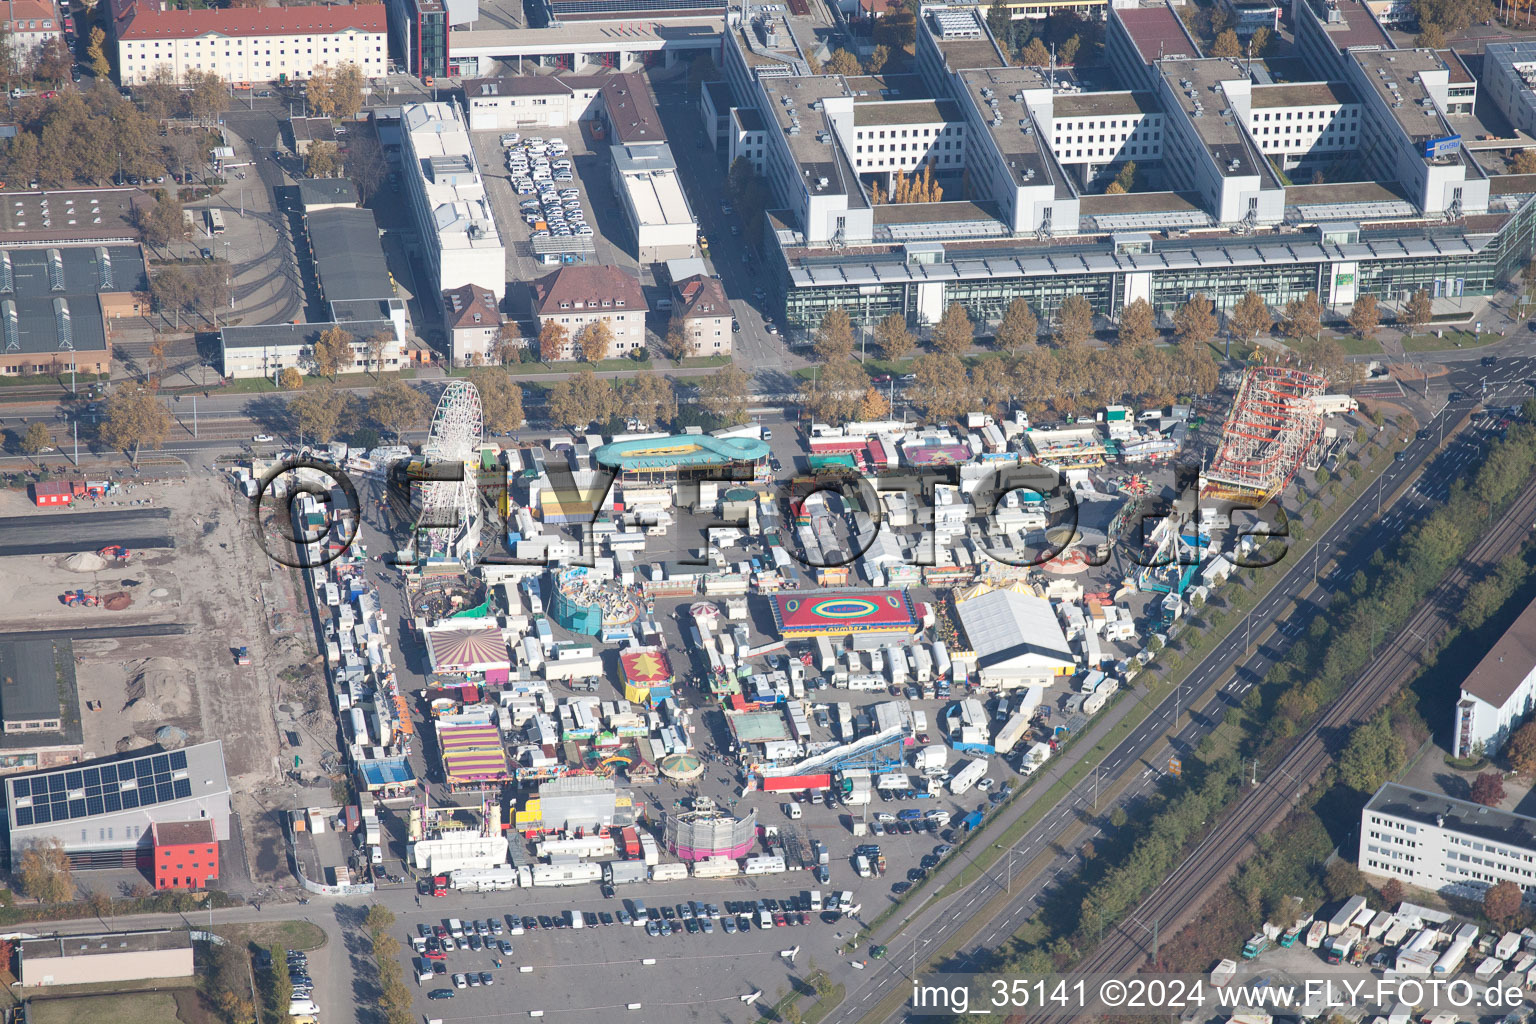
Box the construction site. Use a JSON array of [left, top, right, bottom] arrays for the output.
[[0, 469, 325, 890]]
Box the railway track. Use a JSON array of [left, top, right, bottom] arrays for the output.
[[1034, 473, 1536, 1018]]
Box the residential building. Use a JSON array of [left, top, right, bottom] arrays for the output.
[[1361, 783, 1536, 903], [672, 274, 732, 356], [2, 0, 61, 62], [19, 930, 195, 988], [443, 282, 504, 366], [107, 0, 387, 86], [0, 244, 146, 378], [4, 741, 232, 869], [151, 820, 219, 890], [400, 101, 506, 304], [288, 116, 338, 156], [1452, 596, 1536, 759], [531, 265, 647, 360]]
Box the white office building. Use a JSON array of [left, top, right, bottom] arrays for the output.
[[1361, 783, 1536, 904], [1452, 597, 1536, 759], [400, 101, 507, 303]]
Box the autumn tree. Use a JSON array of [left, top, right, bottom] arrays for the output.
[[618, 373, 676, 429], [1512, 151, 1536, 176], [1485, 880, 1524, 928], [930, 302, 974, 357], [19, 421, 52, 457], [363, 331, 390, 377], [289, 382, 344, 443], [1019, 38, 1051, 66], [1114, 161, 1137, 193], [1210, 29, 1242, 58], [1173, 293, 1218, 347], [138, 193, 187, 248], [1507, 721, 1536, 775], [305, 140, 343, 179], [800, 360, 870, 423], [995, 298, 1038, 353], [910, 353, 972, 421], [346, 130, 389, 201], [825, 49, 863, 76], [578, 320, 613, 363], [1249, 26, 1274, 57], [307, 67, 339, 119], [474, 371, 526, 435], [813, 308, 857, 364], [547, 367, 613, 430], [1058, 34, 1080, 65], [492, 324, 523, 366], [87, 26, 109, 78], [1471, 771, 1507, 807], [183, 69, 230, 124], [1053, 294, 1094, 349], [149, 265, 194, 328], [1379, 878, 1405, 907], [367, 380, 430, 440], [875, 313, 915, 360], [277, 367, 303, 390], [865, 45, 891, 74], [539, 321, 570, 362], [1117, 298, 1156, 348], [1348, 294, 1380, 339], [1281, 291, 1323, 342], [1229, 290, 1272, 340], [699, 365, 752, 425], [1400, 289, 1434, 333], [99, 382, 170, 462], [17, 839, 74, 904], [660, 316, 693, 362], [330, 63, 367, 120], [970, 357, 1013, 412], [312, 327, 354, 379], [1414, 22, 1446, 49]]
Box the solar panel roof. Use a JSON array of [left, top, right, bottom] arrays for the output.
[[9, 749, 190, 827]]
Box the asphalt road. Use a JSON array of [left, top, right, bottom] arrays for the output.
[[0, 506, 175, 556]]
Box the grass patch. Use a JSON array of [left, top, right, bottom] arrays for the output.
[[0, 371, 110, 391], [212, 920, 327, 952], [1400, 330, 1500, 353], [1331, 333, 1383, 355], [29, 992, 181, 1024], [215, 369, 418, 394], [803, 981, 847, 1024]]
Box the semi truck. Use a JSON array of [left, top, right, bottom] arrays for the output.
[[949, 758, 987, 795]]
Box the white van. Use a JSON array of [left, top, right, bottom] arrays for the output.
[[568, 909, 585, 929], [289, 999, 320, 1016], [784, 802, 802, 820], [448, 918, 465, 940]]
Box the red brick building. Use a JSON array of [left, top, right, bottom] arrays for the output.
[[151, 821, 218, 891]]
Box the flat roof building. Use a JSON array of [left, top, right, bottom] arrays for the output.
[[401, 101, 507, 304], [953, 585, 1076, 689], [0, 638, 83, 772], [610, 144, 698, 262], [20, 929, 195, 987], [5, 741, 231, 869], [0, 243, 145, 378], [1362, 783, 1536, 904]]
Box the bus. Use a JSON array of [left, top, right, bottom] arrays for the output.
[[206, 208, 225, 235]]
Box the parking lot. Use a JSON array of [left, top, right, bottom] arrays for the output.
[[467, 117, 654, 326]]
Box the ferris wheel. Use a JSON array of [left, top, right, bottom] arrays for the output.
[[417, 380, 484, 560]]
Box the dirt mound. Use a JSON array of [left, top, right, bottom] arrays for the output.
[[64, 552, 108, 572], [101, 592, 132, 610], [123, 657, 191, 717]]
